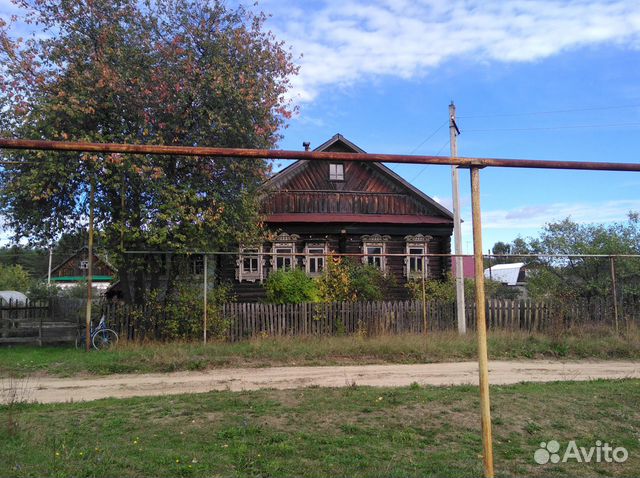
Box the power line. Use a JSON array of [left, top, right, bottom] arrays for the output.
[[464, 122, 640, 133], [458, 102, 640, 119], [409, 138, 450, 182], [408, 120, 447, 154]]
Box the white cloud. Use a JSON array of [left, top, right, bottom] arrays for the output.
[[261, 0, 640, 102], [464, 199, 640, 232]]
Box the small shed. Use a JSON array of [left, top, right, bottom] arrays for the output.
[[484, 262, 526, 286]]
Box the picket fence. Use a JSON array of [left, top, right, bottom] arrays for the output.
[[3, 296, 638, 345], [222, 297, 640, 342], [0, 297, 79, 345]]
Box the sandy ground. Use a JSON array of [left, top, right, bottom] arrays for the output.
[[3, 360, 639, 404]]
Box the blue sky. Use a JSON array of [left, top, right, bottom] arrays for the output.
[[1, 0, 639, 252], [256, 0, 640, 253]]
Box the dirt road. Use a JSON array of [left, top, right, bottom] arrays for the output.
[[5, 360, 639, 404]]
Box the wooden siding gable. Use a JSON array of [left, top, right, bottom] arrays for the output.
[[49, 246, 116, 279], [263, 134, 453, 219]]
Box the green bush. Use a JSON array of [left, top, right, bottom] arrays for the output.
[[406, 272, 519, 301], [26, 281, 62, 300], [317, 256, 395, 302], [144, 283, 232, 340], [265, 269, 319, 304], [0, 264, 32, 291]]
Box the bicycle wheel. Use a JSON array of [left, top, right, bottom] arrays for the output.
[[92, 328, 119, 350]]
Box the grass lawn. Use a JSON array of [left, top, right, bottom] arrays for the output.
[[1, 329, 639, 378], [0, 379, 639, 477]]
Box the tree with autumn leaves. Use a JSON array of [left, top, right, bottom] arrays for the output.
[[0, 0, 297, 303]]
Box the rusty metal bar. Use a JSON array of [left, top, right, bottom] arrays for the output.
[[1, 138, 640, 171], [119, 250, 640, 259], [470, 166, 494, 478]]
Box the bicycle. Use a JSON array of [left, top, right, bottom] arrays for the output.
[[75, 315, 119, 350]]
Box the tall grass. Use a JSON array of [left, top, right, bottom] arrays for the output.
[[1, 326, 639, 377]]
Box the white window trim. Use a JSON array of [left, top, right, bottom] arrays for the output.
[[361, 234, 390, 271], [329, 163, 344, 181], [304, 243, 327, 277], [270, 233, 300, 272], [236, 245, 264, 283], [404, 234, 432, 279]]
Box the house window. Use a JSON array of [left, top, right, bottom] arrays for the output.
[[274, 247, 295, 271], [237, 246, 264, 282], [329, 163, 344, 181], [79, 260, 89, 270], [190, 254, 204, 275], [406, 247, 425, 278], [271, 233, 299, 272], [361, 234, 390, 271], [305, 243, 327, 276], [405, 234, 432, 279]]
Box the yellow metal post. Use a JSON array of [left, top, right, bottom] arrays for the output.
[[470, 166, 494, 477], [203, 254, 208, 344], [84, 172, 95, 352]]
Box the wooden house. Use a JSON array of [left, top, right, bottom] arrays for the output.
[[49, 246, 116, 293], [220, 134, 454, 301]]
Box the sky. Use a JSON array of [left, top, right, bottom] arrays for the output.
[[1, 0, 639, 253], [253, 0, 640, 253]]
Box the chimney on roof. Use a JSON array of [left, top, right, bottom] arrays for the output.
[[302, 141, 310, 151]]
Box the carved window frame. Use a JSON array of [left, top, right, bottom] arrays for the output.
[[361, 234, 390, 271], [236, 245, 264, 283], [304, 242, 327, 277], [271, 233, 300, 272], [404, 234, 432, 279]]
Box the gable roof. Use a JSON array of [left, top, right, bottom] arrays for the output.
[[265, 134, 453, 219], [49, 245, 116, 277]]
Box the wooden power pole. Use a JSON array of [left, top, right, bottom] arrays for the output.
[[450, 102, 466, 334]]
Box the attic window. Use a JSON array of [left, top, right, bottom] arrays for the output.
[[329, 163, 344, 181]]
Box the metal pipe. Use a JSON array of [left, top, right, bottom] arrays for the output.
[[120, 250, 640, 259], [422, 252, 427, 336], [1, 138, 640, 172], [470, 167, 494, 478], [610, 256, 619, 334], [84, 172, 95, 352], [203, 254, 208, 345]]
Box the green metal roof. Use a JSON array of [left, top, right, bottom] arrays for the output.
[[50, 276, 113, 282]]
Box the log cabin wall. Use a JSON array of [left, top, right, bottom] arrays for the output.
[[219, 232, 452, 302]]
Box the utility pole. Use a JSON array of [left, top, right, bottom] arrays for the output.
[[450, 102, 466, 334], [47, 247, 53, 286]]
